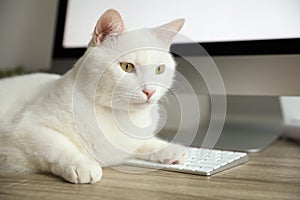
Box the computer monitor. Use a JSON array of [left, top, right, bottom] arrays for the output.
[[53, 0, 300, 152]]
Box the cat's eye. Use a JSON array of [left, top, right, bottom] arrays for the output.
[[120, 62, 135, 73], [155, 64, 166, 74]]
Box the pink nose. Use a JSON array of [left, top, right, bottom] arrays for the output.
[[142, 89, 156, 99]]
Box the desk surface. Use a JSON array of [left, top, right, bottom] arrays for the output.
[[1, 139, 299, 200]]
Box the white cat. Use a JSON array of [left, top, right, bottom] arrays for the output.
[[0, 9, 186, 184]]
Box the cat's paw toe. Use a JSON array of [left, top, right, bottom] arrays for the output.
[[153, 143, 188, 164], [53, 159, 102, 184], [172, 150, 188, 164], [72, 160, 102, 184]]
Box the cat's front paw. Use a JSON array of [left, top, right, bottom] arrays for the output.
[[52, 158, 102, 184], [151, 143, 188, 164]]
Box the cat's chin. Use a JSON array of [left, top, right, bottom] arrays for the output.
[[100, 101, 156, 112], [128, 101, 157, 111]]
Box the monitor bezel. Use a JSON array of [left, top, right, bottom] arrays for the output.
[[53, 0, 300, 58]]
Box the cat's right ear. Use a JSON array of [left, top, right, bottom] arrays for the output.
[[89, 9, 125, 47]]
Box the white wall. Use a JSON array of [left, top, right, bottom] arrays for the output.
[[280, 97, 300, 124], [0, 0, 58, 71], [280, 97, 300, 141]]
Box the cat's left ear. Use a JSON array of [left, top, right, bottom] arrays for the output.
[[154, 19, 185, 46], [89, 9, 125, 46]]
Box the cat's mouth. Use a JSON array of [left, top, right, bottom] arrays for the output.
[[129, 98, 155, 105], [127, 96, 157, 108]]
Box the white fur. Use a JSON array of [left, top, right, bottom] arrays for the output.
[[0, 10, 186, 184]]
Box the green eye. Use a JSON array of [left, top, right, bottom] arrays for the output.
[[120, 62, 135, 72], [156, 64, 166, 74]]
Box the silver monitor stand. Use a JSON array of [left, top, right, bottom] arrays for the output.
[[159, 95, 283, 153], [210, 96, 282, 152], [157, 55, 287, 153]]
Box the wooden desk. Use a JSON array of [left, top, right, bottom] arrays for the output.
[[1, 139, 299, 200]]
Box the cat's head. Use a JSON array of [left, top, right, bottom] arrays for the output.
[[85, 9, 184, 111]]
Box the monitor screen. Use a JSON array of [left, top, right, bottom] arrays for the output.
[[63, 0, 300, 48], [54, 0, 300, 57]]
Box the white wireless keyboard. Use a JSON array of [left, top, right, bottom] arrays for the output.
[[124, 147, 248, 176]]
